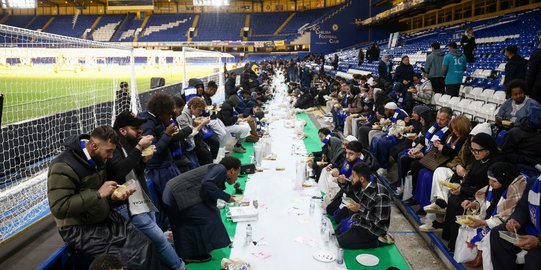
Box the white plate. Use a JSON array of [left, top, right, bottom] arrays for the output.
[[356, 254, 379, 266], [313, 251, 336, 263]]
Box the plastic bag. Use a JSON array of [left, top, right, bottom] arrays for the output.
[[402, 174, 413, 201], [221, 258, 252, 270], [454, 226, 478, 263]]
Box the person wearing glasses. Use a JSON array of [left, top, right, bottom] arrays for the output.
[[441, 133, 504, 252]]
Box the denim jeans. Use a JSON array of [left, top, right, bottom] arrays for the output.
[[370, 134, 398, 169], [117, 206, 185, 270]]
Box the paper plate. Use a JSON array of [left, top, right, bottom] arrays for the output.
[[313, 251, 335, 263], [356, 254, 379, 266]]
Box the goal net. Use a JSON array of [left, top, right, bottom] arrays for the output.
[[0, 24, 137, 242], [181, 46, 235, 104]]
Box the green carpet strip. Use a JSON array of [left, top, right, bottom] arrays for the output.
[[188, 143, 254, 270], [296, 112, 410, 270]]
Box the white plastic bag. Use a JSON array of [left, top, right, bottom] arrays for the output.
[[454, 226, 478, 263], [402, 174, 413, 201]]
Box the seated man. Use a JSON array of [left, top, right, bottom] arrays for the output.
[[162, 157, 242, 263], [336, 164, 391, 249], [325, 141, 378, 223], [109, 112, 185, 270], [358, 102, 408, 149], [490, 175, 541, 270], [47, 126, 157, 269], [217, 95, 252, 153], [312, 128, 345, 184]]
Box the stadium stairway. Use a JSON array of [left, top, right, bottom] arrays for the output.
[[187, 14, 200, 42], [243, 14, 250, 42], [83, 16, 102, 39], [273, 13, 295, 36], [133, 15, 151, 42], [110, 14, 131, 42]]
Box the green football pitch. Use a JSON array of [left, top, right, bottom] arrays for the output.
[[0, 64, 217, 125]]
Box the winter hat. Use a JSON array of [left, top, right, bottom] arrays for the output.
[[487, 162, 520, 187], [384, 102, 398, 110], [471, 133, 498, 153], [412, 105, 430, 116], [344, 135, 358, 142], [470, 123, 492, 136]]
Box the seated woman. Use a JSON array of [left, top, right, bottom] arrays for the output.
[[336, 164, 391, 249], [442, 133, 503, 251], [457, 162, 526, 268], [293, 87, 314, 109], [495, 79, 540, 131], [490, 175, 541, 270], [419, 123, 492, 231], [413, 115, 471, 211]]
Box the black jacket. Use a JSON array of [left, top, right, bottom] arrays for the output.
[[366, 46, 380, 62], [526, 48, 541, 103], [294, 92, 313, 109], [393, 62, 414, 86], [138, 112, 174, 169], [217, 100, 238, 126], [501, 120, 541, 166], [225, 77, 236, 99], [378, 61, 393, 83], [504, 54, 528, 85], [460, 35, 476, 62]]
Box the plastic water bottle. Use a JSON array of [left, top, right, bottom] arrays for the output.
[[291, 144, 295, 155], [337, 248, 344, 265], [309, 199, 315, 214], [245, 224, 252, 244], [321, 215, 327, 234]]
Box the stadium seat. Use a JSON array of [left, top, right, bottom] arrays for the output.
[[436, 94, 451, 109], [464, 100, 485, 120], [476, 103, 498, 123], [489, 90, 507, 105], [455, 98, 473, 116], [431, 93, 442, 106], [447, 96, 461, 112], [460, 86, 473, 98], [480, 89, 495, 103], [467, 87, 484, 100]]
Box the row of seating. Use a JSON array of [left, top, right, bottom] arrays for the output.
[[433, 93, 499, 123]]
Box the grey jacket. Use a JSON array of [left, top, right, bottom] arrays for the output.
[[177, 107, 195, 148], [425, 49, 445, 78]]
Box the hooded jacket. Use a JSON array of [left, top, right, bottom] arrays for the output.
[[504, 54, 528, 85], [138, 111, 174, 169], [217, 98, 238, 126], [501, 116, 541, 166], [425, 49, 445, 78], [442, 48, 467, 85], [47, 134, 111, 227], [525, 47, 541, 102], [393, 62, 414, 86]]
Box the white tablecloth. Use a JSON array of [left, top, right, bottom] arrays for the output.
[[229, 78, 346, 270]]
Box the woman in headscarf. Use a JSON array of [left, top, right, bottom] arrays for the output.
[[419, 123, 492, 232], [378, 54, 393, 83], [442, 133, 503, 251], [458, 162, 527, 268]]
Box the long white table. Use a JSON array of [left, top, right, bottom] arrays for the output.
[[228, 77, 346, 270]]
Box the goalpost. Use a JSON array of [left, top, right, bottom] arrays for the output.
[[0, 24, 137, 242], [0, 24, 235, 243]]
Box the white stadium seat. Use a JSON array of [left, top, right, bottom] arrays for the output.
[[490, 91, 506, 105], [437, 94, 451, 109], [432, 93, 442, 106], [464, 100, 485, 120], [448, 96, 461, 112], [480, 89, 495, 103], [455, 98, 473, 115], [467, 87, 484, 100]]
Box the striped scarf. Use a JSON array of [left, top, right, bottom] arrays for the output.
[[470, 187, 508, 245], [183, 86, 198, 102], [424, 123, 449, 151], [527, 176, 541, 236]]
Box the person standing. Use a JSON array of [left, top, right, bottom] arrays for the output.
[[442, 42, 467, 97], [47, 126, 157, 269], [378, 54, 393, 84], [504, 45, 528, 87], [115, 81, 131, 114], [225, 72, 237, 99], [425, 42, 445, 94], [163, 157, 242, 263], [526, 31, 541, 103], [109, 112, 186, 270], [461, 27, 476, 63], [358, 48, 364, 66]]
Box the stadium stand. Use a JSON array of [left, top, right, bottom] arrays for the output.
[[2, 15, 34, 28], [26, 15, 51, 31], [115, 14, 142, 42], [45, 15, 98, 38], [138, 14, 193, 42], [192, 13, 245, 41], [90, 15, 124, 42]]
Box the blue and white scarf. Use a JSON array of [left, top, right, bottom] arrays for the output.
[[391, 108, 408, 123], [183, 86, 197, 102], [424, 123, 449, 150], [527, 176, 541, 236], [470, 187, 508, 245]]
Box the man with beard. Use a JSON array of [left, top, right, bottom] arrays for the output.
[[47, 126, 157, 269], [325, 141, 378, 223], [336, 164, 391, 249], [109, 112, 185, 270]]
